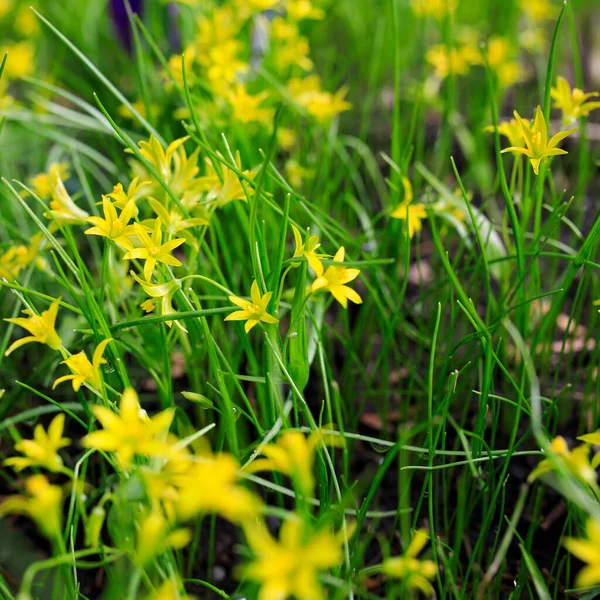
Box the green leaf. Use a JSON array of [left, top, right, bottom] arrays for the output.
[[519, 544, 551, 600]]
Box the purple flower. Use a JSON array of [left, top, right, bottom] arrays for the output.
[[110, 0, 144, 52]]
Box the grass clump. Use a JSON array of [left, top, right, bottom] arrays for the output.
[[1, 0, 600, 598]]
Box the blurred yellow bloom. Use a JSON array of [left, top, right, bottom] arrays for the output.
[[288, 76, 351, 122], [277, 127, 297, 151], [292, 223, 323, 273], [206, 151, 257, 208], [85, 197, 137, 250], [227, 83, 274, 125], [118, 100, 159, 122], [0, 0, 12, 19], [46, 170, 90, 224], [271, 18, 313, 72], [485, 36, 523, 88], [124, 221, 186, 282], [146, 579, 195, 600], [551, 76, 600, 124], [501, 106, 577, 175], [195, 6, 241, 54], [5, 414, 70, 473], [287, 0, 325, 21], [246, 429, 342, 496], [243, 518, 344, 600], [174, 453, 262, 522], [29, 163, 70, 200], [201, 40, 248, 92], [390, 201, 427, 239], [426, 44, 474, 79], [0, 41, 34, 78], [15, 6, 40, 37], [520, 0, 557, 22], [411, 0, 457, 19], [225, 280, 279, 333], [82, 387, 176, 469], [484, 118, 525, 148], [53, 338, 112, 392], [0, 475, 62, 540], [564, 519, 600, 589], [382, 530, 438, 596], [0, 234, 45, 282], [528, 436, 597, 485], [311, 246, 362, 308], [4, 297, 62, 356], [233, 0, 279, 18], [285, 159, 313, 188], [135, 507, 191, 566]]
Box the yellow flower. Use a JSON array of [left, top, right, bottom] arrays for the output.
[[311, 247, 362, 308], [390, 202, 427, 239], [141, 298, 156, 313], [291, 223, 323, 273], [174, 453, 261, 522], [4, 297, 62, 356], [0, 0, 12, 19], [484, 118, 526, 148], [53, 337, 112, 392], [245, 429, 341, 496], [195, 7, 242, 56], [225, 280, 279, 333], [411, 0, 457, 19], [4, 414, 70, 473], [271, 18, 313, 72], [551, 76, 600, 124], [135, 507, 191, 566], [520, 0, 557, 22], [46, 170, 90, 224], [564, 519, 600, 589], [203, 40, 249, 92], [118, 100, 159, 121], [277, 127, 297, 151], [233, 0, 279, 18], [147, 198, 208, 237], [426, 44, 473, 79], [131, 136, 205, 208], [145, 578, 195, 600], [528, 436, 597, 485], [124, 221, 186, 282], [285, 159, 313, 188], [227, 83, 274, 125], [0, 475, 62, 540], [485, 36, 523, 88], [206, 151, 257, 208], [501, 106, 577, 175], [15, 6, 40, 36], [0, 234, 46, 282], [107, 177, 148, 212], [288, 76, 351, 122], [0, 41, 34, 78], [243, 518, 344, 600], [82, 387, 176, 469], [84, 196, 137, 250], [131, 271, 185, 331], [382, 530, 438, 596], [28, 163, 70, 200], [136, 135, 189, 183], [287, 0, 325, 21]]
